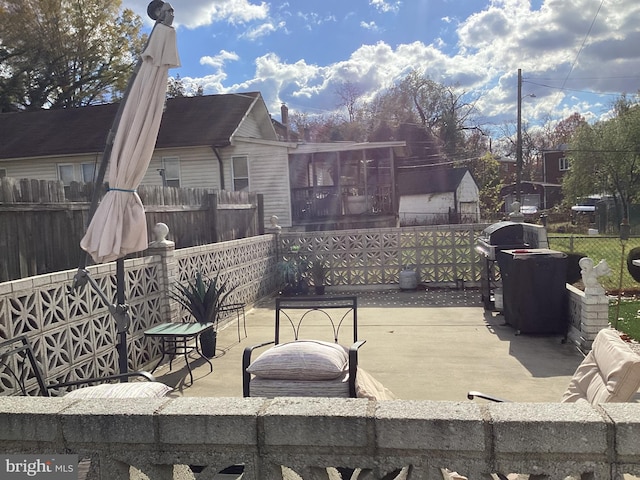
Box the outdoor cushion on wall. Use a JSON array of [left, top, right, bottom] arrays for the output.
[[63, 382, 172, 399]]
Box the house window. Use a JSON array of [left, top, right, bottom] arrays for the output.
[[0, 168, 6, 179], [57, 164, 75, 185], [559, 156, 570, 171], [81, 163, 96, 183], [232, 156, 249, 191], [162, 157, 181, 187]]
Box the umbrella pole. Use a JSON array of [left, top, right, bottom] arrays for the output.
[[116, 258, 129, 375]]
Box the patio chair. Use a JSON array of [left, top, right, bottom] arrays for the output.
[[0, 335, 171, 399], [468, 328, 640, 404], [242, 296, 368, 398]]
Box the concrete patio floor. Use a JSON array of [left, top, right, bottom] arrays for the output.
[[151, 288, 586, 402]]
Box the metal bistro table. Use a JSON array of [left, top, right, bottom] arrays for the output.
[[144, 322, 214, 386], [219, 302, 247, 342]]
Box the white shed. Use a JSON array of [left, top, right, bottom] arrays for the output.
[[397, 167, 480, 225]]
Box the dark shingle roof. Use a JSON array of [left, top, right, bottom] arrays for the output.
[[397, 166, 469, 196], [0, 92, 262, 160]]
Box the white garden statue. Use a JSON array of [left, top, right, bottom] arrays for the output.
[[579, 257, 611, 296]]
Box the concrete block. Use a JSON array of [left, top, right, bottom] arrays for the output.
[[59, 398, 169, 444], [262, 398, 370, 448], [375, 401, 485, 452], [158, 397, 264, 446], [489, 402, 606, 456], [0, 397, 67, 442], [601, 403, 640, 459]]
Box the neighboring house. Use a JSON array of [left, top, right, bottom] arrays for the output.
[[396, 167, 480, 225], [496, 156, 517, 181], [0, 93, 407, 230], [286, 141, 406, 230], [542, 145, 570, 185], [0, 93, 293, 227], [498, 145, 569, 214]]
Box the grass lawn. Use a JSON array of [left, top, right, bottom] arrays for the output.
[[547, 234, 640, 341], [609, 297, 640, 341], [548, 234, 640, 292]]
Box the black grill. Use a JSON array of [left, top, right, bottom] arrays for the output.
[[476, 221, 549, 310]]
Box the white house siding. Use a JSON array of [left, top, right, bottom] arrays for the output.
[[224, 141, 292, 228], [0, 154, 101, 182], [234, 111, 262, 138], [142, 147, 220, 189]]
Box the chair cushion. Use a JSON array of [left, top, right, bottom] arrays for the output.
[[246, 340, 349, 380], [63, 382, 172, 399], [249, 374, 351, 398], [562, 328, 640, 403]]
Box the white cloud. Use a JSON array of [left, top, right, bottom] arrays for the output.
[[200, 50, 239, 69], [370, 0, 401, 14], [360, 21, 380, 31], [122, 0, 270, 29], [161, 0, 640, 131], [240, 20, 286, 40]]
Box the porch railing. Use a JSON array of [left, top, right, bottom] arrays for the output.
[[291, 186, 394, 221]]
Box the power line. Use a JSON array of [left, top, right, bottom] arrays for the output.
[[560, 0, 604, 91], [531, 75, 640, 82], [523, 80, 629, 98]]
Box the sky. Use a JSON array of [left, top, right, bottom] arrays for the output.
[[122, 0, 640, 143]]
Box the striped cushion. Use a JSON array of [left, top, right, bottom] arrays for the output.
[[246, 340, 349, 380], [249, 374, 350, 398], [63, 382, 172, 399]]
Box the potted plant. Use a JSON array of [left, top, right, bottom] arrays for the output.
[[170, 271, 237, 358], [310, 258, 328, 295], [277, 246, 310, 296]]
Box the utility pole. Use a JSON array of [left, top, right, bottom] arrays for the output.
[[516, 68, 522, 203]]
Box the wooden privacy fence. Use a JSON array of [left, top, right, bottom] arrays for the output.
[[0, 177, 263, 282]]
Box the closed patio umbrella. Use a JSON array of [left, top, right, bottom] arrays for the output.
[[75, 2, 179, 374], [80, 9, 180, 263]]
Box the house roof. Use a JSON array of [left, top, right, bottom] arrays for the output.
[[0, 92, 272, 160], [396, 166, 470, 196]]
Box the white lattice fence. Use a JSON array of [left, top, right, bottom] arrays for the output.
[[173, 235, 280, 321], [0, 256, 163, 395], [279, 225, 485, 287]]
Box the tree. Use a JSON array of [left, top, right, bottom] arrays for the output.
[[466, 153, 504, 217], [564, 96, 640, 218], [167, 74, 186, 98], [366, 70, 480, 159], [0, 0, 146, 111], [552, 112, 587, 146], [335, 81, 362, 123]]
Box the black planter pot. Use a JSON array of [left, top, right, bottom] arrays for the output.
[[199, 329, 217, 358]]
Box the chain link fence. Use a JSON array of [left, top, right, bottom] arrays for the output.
[[548, 235, 640, 292]]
